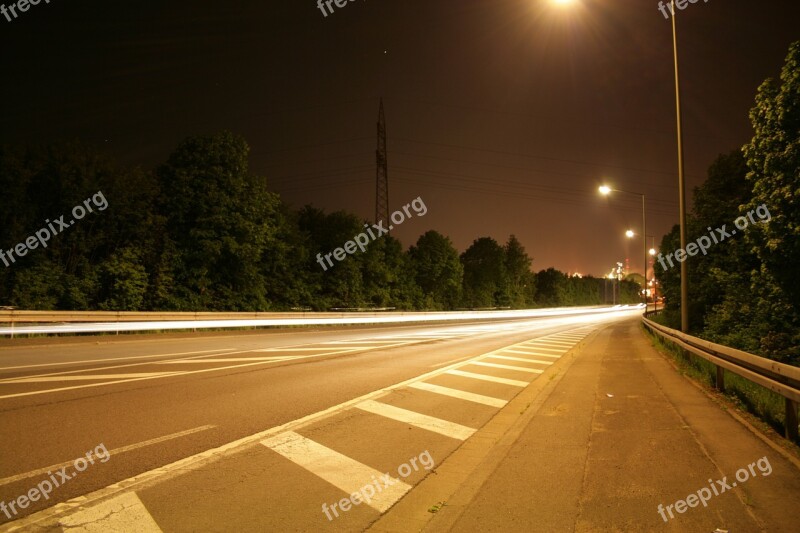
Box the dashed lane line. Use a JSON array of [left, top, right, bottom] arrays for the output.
[[0, 349, 237, 372], [0, 425, 216, 487]]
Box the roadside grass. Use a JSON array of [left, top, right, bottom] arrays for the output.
[[643, 324, 796, 443]]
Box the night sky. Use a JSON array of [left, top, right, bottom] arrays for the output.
[[2, 0, 798, 277]]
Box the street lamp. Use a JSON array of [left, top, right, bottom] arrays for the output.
[[670, 0, 690, 332], [599, 185, 648, 308]]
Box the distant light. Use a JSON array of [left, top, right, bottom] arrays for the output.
[[598, 185, 612, 195], [626, 230, 635, 238], [649, 248, 657, 256], [552, 0, 576, 5]]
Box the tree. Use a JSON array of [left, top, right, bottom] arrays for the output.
[[408, 231, 463, 310], [504, 235, 534, 308], [157, 131, 276, 310], [535, 268, 567, 307], [460, 237, 508, 308]]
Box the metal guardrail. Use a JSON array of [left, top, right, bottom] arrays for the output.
[[0, 305, 642, 337], [642, 315, 800, 441]]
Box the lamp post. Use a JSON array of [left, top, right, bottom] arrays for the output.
[[599, 186, 647, 308], [648, 236, 657, 312], [670, 0, 689, 332], [558, 0, 688, 327]]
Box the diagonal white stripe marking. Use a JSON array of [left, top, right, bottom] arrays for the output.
[[408, 382, 507, 408], [532, 341, 573, 347], [488, 355, 553, 365], [261, 431, 410, 512], [58, 491, 162, 532], [506, 351, 561, 359], [515, 344, 566, 351], [446, 369, 528, 387], [356, 400, 475, 440], [502, 347, 564, 356], [469, 361, 543, 374]]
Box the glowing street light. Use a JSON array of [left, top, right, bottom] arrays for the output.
[[598, 185, 648, 307]]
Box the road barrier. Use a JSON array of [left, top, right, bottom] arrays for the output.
[[642, 315, 800, 441], [0, 305, 642, 338]]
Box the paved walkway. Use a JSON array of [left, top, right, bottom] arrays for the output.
[[387, 319, 800, 532]]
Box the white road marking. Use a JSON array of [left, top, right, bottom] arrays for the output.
[[0, 349, 237, 372], [327, 340, 411, 344], [255, 347, 359, 351], [468, 361, 543, 374], [445, 369, 528, 387], [408, 382, 507, 408], [4, 324, 604, 530], [356, 400, 475, 440], [261, 431, 411, 512], [157, 357, 296, 364], [58, 491, 162, 532], [517, 345, 566, 353], [530, 340, 574, 347], [513, 352, 561, 359], [0, 425, 215, 487], [501, 347, 563, 356], [2, 372, 181, 383], [487, 355, 553, 365]]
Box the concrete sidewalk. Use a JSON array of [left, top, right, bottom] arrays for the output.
[[377, 318, 800, 532]]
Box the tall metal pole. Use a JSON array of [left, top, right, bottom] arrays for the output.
[[671, 1, 689, 332], [375, 98, 390, 230], [642, 194, 647, 309]]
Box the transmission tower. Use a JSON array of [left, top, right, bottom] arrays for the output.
[[375, 98, 389, 228]]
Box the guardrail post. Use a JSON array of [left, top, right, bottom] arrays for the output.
[[715, 366, 725, 393], [786, 399, 799, 441]]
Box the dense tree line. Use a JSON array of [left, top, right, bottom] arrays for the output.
[[0, 133, 640, 312], [657, 42, 800, 365]]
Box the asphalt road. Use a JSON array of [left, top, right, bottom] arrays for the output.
[[0, 308, 640, 531]]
